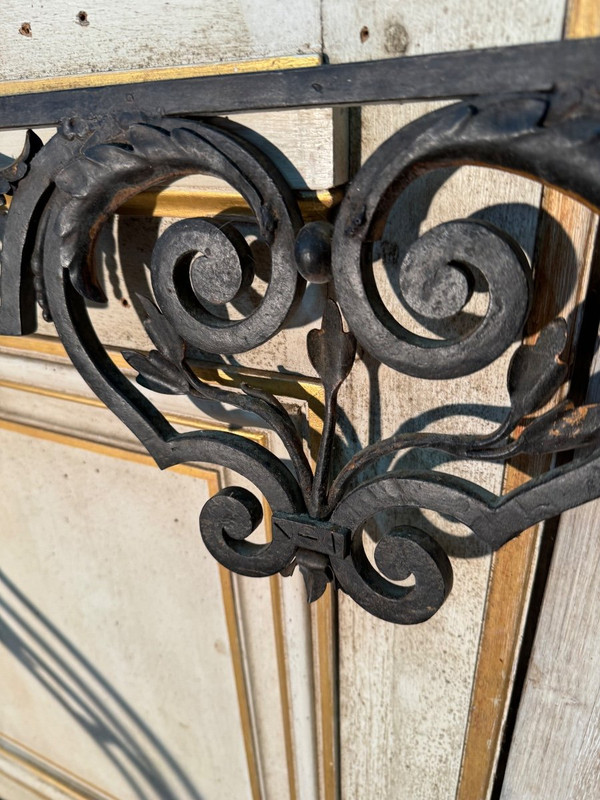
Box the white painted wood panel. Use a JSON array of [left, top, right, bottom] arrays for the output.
[[0, 349, 297, 449], [322, 0, 566, 59], [323, 2, 568, 798], [0, 1, 321, 81], [3, 3, 592, 799], [0, 733, 122, 799], [500, 336, 600, 800], [0, 107, 348, 191], [332, 165, 541, 800], [0, 429, 251, 799], [0, 349, 321, 800], [0, 3, 331, 799]]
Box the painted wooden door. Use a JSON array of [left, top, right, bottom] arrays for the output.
[[0, 2, 598, 799]]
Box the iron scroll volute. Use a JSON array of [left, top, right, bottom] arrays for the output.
[[1, 46, 600, 623]]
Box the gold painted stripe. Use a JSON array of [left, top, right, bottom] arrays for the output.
[[0, 417, 264, 800], [0, 733, 119, 800], [267, 517, 298, 800], [0, 55, 321, 98], [0, 333, 324, 449], [0, 377, 267, 445], [118, 187, 343, 222], [3, 186, 341, 221], [303, 393, 338, 800], [0, 767, 49, 800], [0, 333, 323, 405], [566, 0, 600, 35], [218, 565, 263, 800], [0, 416, 219, 482], [313, 587, 337, 800], [0, 334, 132, 369]]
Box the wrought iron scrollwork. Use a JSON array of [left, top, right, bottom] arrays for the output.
[[2, 40, 600, 623]]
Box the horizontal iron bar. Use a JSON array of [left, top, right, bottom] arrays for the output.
[[0, 38, 598, 130]]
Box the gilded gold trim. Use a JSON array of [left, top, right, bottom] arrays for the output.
[[301, 391, 338, 800], [0, 732, 119, 800], [218, 565, 263, 800], [0, 768, 49, 800], [0, 334, 322, 394], [268, 570, 298, 800], [0, 377, 267, 445], [566, 0, 600, 36], [0, 416, 208, 475], [117, 187, 342, 222], [3, 187, 341, 222], [0, 334, 325, 439], [0, 334, 128, 365], [312, 586, 337, 800], [0, 55, 321, 98]]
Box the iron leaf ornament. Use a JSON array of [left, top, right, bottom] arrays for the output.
[[1, 40, 600, 622]]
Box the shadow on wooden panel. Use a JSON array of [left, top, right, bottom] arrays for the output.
[[0, 570, 205, 799]]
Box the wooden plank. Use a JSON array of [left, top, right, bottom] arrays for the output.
[[0, 1, 321, 81], [457, 1, 600, 795], [0, 56, 320, 96], [457, 201, 598, 800], [0, 349, 325, 800], [0, 5, 332, 799], [500, 326, 600, 798], [0, 424, 253, 799], [323, 3, 570, 799]]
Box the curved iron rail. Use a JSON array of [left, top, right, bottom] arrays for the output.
[[1, 40, 600, 623]]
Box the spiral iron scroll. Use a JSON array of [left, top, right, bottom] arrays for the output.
[[2, 81, 600, 624]]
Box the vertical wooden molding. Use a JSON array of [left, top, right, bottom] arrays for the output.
[[565, 0, 600, 36], [311, 587, 338, 800], [306, 398, 339, 800], [457, 4, 600, 798], [219, 567, 264, 800], [268, 528, 299, 800], [499, 343, 600, 796]]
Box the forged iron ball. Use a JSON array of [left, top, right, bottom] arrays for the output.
[[294, 221, 334, 284]]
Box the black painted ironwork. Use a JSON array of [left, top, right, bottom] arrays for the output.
[[1, 40, 600, 623]]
